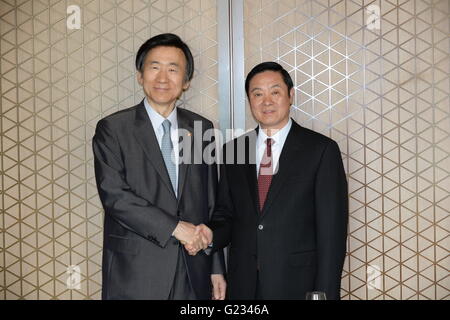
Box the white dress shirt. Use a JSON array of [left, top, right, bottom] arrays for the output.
[[144, 98, 179, 195], [256, 118, 292, 176]]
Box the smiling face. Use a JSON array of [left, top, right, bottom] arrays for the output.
[[137, 45, 190, 117], [248, 70, 294, 132]]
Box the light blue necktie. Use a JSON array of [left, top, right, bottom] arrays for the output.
[[161, 119, 177, 195]]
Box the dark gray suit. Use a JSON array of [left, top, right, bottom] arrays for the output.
[[93, 100, 224, 299]]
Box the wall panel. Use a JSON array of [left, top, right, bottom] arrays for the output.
[[242, 0, 449, 299], [0, 0, 219, 299], [0, 0, 448, 300]]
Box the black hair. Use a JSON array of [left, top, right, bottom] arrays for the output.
[[135, 33, 194, 82], [245, 61, 294, 98]]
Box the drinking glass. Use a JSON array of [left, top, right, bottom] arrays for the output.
[[306, 291, 327, 300]]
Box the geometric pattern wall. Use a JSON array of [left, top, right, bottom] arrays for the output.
[[1, 0, 218, 299], [244, 0, 449, 299], [1, 0, 448, 300]]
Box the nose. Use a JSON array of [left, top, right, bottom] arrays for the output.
[[156, 69, 168, 83], [262, 94, 273, 106]]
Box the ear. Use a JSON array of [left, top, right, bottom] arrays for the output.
[[136, 72, 143, 86], [182, 80, 191, 91], [289, 87, 295, 105]]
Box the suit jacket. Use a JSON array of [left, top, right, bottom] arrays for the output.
[[209, 119, 348, 300], [93, 100, 224, 299]]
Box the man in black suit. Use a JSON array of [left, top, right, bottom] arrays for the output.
[[207, 62, 348, 300], [93, 33, 226, 300]]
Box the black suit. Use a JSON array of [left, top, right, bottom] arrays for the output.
[[93, 100, 224, 299], [209, 120, 348, 300]]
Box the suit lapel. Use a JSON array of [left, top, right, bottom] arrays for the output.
[[176, 108, 194, 203], [260, 121, 304, 219], [133, 101, 177, 199], [245, 162, 259, 215], [241, 130, 259, 216]]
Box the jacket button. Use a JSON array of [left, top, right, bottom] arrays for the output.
[[258, 224, 264, 230]]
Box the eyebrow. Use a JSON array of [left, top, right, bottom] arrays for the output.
[[149, 61, 180, 66], [250, 84, 282, 93]]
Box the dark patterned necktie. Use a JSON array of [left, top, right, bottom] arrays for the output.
[[258, 138, 273, 211]]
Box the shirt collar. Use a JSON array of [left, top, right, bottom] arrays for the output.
[[144, 98, 178, 131], [257, 118, 292, 148]]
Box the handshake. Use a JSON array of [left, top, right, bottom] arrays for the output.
[[172, 221, 213, 256]]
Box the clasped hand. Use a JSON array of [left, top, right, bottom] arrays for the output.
[[172, 221, 212, 256]]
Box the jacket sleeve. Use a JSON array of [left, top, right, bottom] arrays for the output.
[[314, 140, 349, 300], [208, 145, 234, 252], [204, 122, 226, 275], [93, 119, 179, 248]]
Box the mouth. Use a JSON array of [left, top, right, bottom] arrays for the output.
[[262, 110, 275, 114]]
